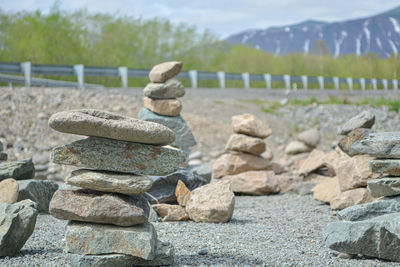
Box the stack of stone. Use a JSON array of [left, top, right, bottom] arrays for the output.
[[139, 61, 196, 155], [48, 109, 187, 266], [212, 113, 282, 195]]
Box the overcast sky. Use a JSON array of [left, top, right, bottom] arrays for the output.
[[2, 0, 400, 38]]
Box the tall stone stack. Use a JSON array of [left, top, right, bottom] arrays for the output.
[[47, 109, 187, 266], [212, 114, 281, 195], [139, 61, 196, 155]]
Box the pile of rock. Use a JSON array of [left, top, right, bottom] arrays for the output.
[[285, 128, 320, 155], [139, 61, 196, 155], [323, 131, 400, 262], [310, 111, 378, 210], [48, 109, 187, 266], [212, 114, 286, 195]]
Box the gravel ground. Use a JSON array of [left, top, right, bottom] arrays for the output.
[[0, 193, 398, 267]]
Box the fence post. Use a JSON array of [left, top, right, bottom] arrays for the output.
[[359, 78, 365, 91], [264, 74, 271, 89], [371, 79, 377, 90], [346, 77, 353, 91], [317, 76, 324, 90], [242, 72, 250, 89], [301, 75, 308, 90], [283, 74, 290, 90], [217, 71, 225, 89], [118, 66, 128, 89], [393, 79, 399, 91], [333, 77, 339, 90], [382, 79, 388, 90], [188, 70, 198, 89], [21, 61, 31, 88], [73, 64, 84, 89]]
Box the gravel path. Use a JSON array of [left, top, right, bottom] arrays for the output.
[[0, 193, 397, 267]]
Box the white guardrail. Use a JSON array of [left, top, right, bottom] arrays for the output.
[[0, 61, 399, 90]]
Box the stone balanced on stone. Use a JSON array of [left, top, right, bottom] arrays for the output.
[[212, 113, 281, 195], [48, 109, 187, 266], [139, 61, 196, 155]]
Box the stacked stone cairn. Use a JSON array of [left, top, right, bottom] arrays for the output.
[[47, 109, 187, 266], [212, 113, 285, 195], [323, 130, 400, 262], [310, 110, 378, 210], [139, 61, 196, 156]]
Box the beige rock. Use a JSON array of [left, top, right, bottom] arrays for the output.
[[261, 146, 273, 161], [270, 162, 287, 174], [222, 171, 280, 195], [231, 114, 271, 139], [297, 128, 320, 147], [152, 204, 190, 222], [323, 149, 342, 175], [149, 61, 183, 83], [276, 175, 296, 193], [186, 180, 235, 223], [285, 141, 313, 155], [143, 97, 182, 117], [0, 178, 18, 204], [299, 149, 326, 176], [175, 180, 191, 207], [225, 134, 266, 155], [336, 154, 379, 192], [311, 177, 341, 203], [212, 153, 271, 178], [330, 187, 376, 210]]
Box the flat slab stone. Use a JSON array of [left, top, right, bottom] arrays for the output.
[[337, 110, 375, 135], [149, 61, 183, 83], [143, 97, 182, 117], [0, 158, 35, 182], [143, 79, 185, 99], [65, 221, 157, 259], [338, 128, 373, 156], [66, 240, 174, 267], [231, 114, 271, 139], [370, 159, 400, 175], [0, 178, 19, 204], [323, 213, 400, 262], [0, 200, 38, 257], [51, 137, 186, 176], [222, 170, 280, 195], [225, 134, 266, 155], [50, 189, 149, 226], [48, 109, 175, 145], [139, 108, 196, 154], [66, 169, 153, 195], [367, 177, 400, 197], [17, 179, 59, 212], [350, 132, 400, 158]]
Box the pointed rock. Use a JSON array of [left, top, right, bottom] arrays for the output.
[[149, 61, 183, 83], [175, 180, 191, 207]]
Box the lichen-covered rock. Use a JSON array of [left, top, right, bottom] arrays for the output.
[[370, 159, 400, 176], [350, 132, 400, 158], [367, 177, 400, 197], [338, 128, 373, 156]]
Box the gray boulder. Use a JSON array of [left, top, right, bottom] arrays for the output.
[[66, 240, 174, 267], [0, 158, 35, 182], [0, 200, 38, 256], [17, 179, 58, 212], [337, 110, 375, 135], [338, 196, 400, 221], [145, 168, 207, 204], [350, 132, 400, 158], [367, 177, 400, 197], [323, 213, 400, 262], [139, 108, 196, 155]]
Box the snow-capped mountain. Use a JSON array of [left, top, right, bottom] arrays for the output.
[[225, 5, 400, 58]]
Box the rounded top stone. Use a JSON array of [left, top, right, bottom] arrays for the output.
[[149, 61, 183, 83], [48, 109, 175, 145], [231, 114, 271, 139]]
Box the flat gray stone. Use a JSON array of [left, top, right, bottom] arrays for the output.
[[323, 213, 400, 262], [139, 108, 196, 155], [337, 110, 375, 135], [0, 158, 35, 182], [17, 179, 58, 212], [65, 221, 157, 259], [149, 61, 183, 83], [66, 169, 153, 195], [51, 137, 186, 176], [338, 128, 373, 156], [370, 159, 400, 175], [0, 200, 38, 257], [145, 168, 207, 204], [48, 109, 175, 145], [66, 240, 174, 267], [350, 132, 400, 158], [50, 189, 149, 226], [143, 79, 185, 99], [189, 163, 212, 183], [367, 177, 400, 197], [338, 196, 400, 221]]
